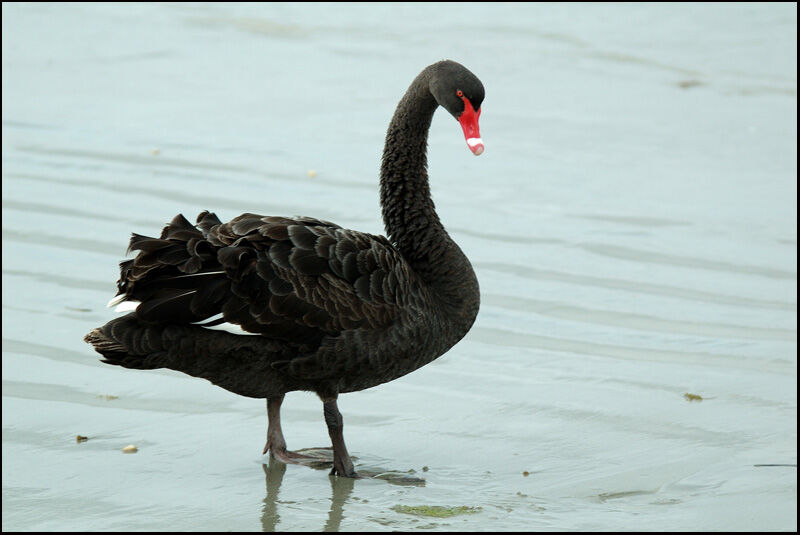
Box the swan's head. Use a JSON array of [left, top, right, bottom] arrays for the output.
[[429, 60, 485, 156]]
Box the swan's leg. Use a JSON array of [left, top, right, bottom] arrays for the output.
[[323, 398, 357, 477], [263, 395, 287, 455], [263, 395, 316, 463]]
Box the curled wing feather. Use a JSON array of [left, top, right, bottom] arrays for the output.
[[116, 211, 415, 345]]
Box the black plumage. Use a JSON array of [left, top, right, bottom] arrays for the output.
[[85, 60, 483, 477]]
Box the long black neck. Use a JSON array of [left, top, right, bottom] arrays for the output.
[[379, 64, 480, 336], [379, 69, 454, 282]]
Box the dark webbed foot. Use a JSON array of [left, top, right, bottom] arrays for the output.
[[263, 395, 321, 464], [264, 442, 324, 464], [330, 463, 359, 478]]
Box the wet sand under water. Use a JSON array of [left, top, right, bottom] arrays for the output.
[[2, 2, 797, 531]]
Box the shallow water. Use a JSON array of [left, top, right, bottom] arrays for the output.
[[2, 2, 796, 531]]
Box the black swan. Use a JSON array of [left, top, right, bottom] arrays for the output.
[[85, 59, 483, 478]]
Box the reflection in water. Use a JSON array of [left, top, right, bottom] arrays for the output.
[[323, 470, 356, 532], [260, 458, 286, 532], [259, 456, 355, 532], [260, 453, 426, 531]]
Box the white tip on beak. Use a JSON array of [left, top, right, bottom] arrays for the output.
[[466, 137, 484, 156]]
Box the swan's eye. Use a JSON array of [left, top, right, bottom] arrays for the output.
[[456, 90, 464, 97]]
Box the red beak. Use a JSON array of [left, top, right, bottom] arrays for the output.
[[457, 96, 483, 156]]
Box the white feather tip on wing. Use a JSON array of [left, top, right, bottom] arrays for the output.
[[113, 300, 141, 313], [107, 294, 127, 307]]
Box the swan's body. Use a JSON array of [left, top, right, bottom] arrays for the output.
[[85, 60, 484, 477]]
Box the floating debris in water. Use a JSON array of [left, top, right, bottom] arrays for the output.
[[391, 505, 481, 518], [369, 471, 426, 486], [151, 148, 160, 156], [97, 394, 119, 401], [683, 393, 703, 402], [421, 466, 429, 472], [597, 490, 654, 502], [122, 445, 138, 454], [307, 169, 317, 178], [678, 80, 703, 89], [522, 471, 530, 477], [76, 435, 88, 443]]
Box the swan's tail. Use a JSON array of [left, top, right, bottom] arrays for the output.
[[84, 314, 303, 398], [84, 314, 169, 370]]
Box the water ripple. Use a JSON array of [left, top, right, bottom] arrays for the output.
[[478, 262, 796, 311], [482, 293, 796, 341], [578, 242, 796, 280], [469, 326, 793, 375]]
